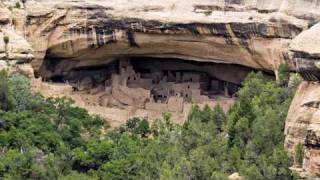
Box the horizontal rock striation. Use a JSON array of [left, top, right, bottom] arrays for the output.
[[23, 0, 316, 78], [290, 23, 320, 81], [3, 0, 320, 177], [285, 20, 320, 177], [0, 2, 33, 63]]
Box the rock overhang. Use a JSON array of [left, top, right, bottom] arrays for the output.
[[289, 22, 320, 81], [24, 0, 317, 79], [38, 18, 302, 79], [1, 0, 320, 176]]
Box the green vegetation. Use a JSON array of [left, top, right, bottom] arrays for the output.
[[295, 143, 304, 168], [308, 19, 317, 29], [3, 36, 9, 45], [0, 71, 14, 111], [227, 72, 296, 179], [204, 11, 213, 16], [0, 72, 106, 179], [278, 63, 291, 87], [0, 70, 298, 179], [3, 35, 9, 60], [15, 2, 21, 9]]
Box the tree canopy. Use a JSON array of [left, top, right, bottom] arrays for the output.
[[0, 70, 299, 179]]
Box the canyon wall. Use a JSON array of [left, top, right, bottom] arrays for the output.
[[285, 82, 320, 176], [23, 0, 315, 78], [1, 0, 320, 177], [285, 20, 320, 177], [0, 1, 33, 76]]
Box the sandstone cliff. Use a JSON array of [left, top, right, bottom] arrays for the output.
[[0, 1, 33, 75], [285, 82, 320, 177], [285, 20, 320, 177], [290, 22, 320, 81], [1, 0, 320, 177], [23, 0, 316, 78]]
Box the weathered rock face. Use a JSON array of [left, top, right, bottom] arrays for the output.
[[285, 82, 320, 177], [285, 20, 320, 177], [0, 2, 33, 62], [3, 0, 320, 176], [0, 1, 34, 74], [290, 22, 320, 81], [0, 29, 33, 61], [23, 0, 319, 78], [0, 4, 11, 25]]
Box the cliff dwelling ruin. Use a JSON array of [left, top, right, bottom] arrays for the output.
[[2, 0, 320, 176], [34, 56, 273, 126]]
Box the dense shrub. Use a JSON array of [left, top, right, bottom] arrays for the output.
[[278, 63, 291, 87], [0, 71, 298, 179]]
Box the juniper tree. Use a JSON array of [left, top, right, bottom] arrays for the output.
[[3, 35, 9, 59]]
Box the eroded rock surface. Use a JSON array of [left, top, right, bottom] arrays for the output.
[[285, 13, 320, 177], [23, 2, 320, 176], [285, 82, 320, 177], [2, 0, 320, 177], [0, 1, 34, 75], [0, 29, 33, 61], [290, 22, 320, 81], [23, 0, 318, 78], [0, 2, 32, 61]]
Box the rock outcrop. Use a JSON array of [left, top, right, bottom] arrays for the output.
[[23, 0, 317, 78], [0, 1, 34, 74], [285, 22, 320, 177], [285, 82, 320, 177], [228, 172, 244, 180], [290, 22, 320, 81], [0, 28, 33, 62], [1, 1, 33, 61], [2, 0, 320, 177]]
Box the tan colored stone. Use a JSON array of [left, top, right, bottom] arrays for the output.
[[0, 6, 11, 25], [167, 97, 184, 113], [228, 173, 244, 180], [22, 0, 320, 77], [290, 23, 320, 58], [285, 81, 320, 176], [0, 29, 33, 61], [0, 60, 8, 71], [16, 63, 34, 78]]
